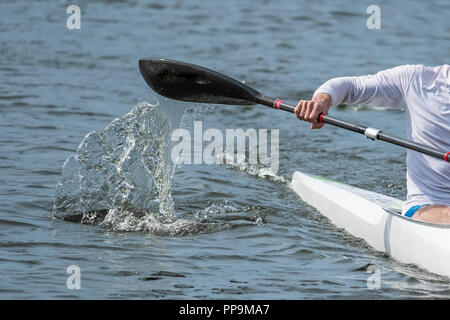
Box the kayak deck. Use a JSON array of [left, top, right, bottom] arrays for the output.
[[289, 171, 450, 278]]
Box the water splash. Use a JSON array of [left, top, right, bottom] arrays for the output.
[[53, 102, 180, 232], [52, 102, 278, 235]]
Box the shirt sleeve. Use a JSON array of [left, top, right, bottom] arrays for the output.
[[313, 65, 421, 109]]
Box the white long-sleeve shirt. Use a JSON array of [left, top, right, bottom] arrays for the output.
[[314, 65, 450, 211]]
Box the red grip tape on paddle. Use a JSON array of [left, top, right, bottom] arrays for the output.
[[445, 152, 450, 162], [273, 99, 283, 109], [318, 113, 324, 123]]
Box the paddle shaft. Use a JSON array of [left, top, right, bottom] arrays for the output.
[[255, 94, 449, 162]]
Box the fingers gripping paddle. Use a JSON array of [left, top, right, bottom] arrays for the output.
[[139, 58, 449, 162]]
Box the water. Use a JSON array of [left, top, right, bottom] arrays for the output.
[[1, 0, 449, 299]]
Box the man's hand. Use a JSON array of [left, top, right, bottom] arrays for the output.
[[295, 92, 332, 129]]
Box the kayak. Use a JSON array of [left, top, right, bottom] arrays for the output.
[[289, 171, 450, 278]]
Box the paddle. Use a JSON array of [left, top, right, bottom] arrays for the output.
[[139, 58, 449, 162]]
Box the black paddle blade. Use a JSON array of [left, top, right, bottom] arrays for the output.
[[139, 58, 260, 105]]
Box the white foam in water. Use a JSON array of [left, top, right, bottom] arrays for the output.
[[219, 152, 287, 183]]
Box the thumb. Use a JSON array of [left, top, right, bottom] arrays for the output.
[[310, 122, 326, 130]]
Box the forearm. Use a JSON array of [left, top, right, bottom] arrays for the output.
[[313, 66, 414, 109], [313, 77, 352, 108]]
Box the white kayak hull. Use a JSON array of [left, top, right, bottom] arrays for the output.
[[289, 171, 450, 278]]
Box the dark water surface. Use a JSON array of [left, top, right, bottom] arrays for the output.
[[1, 0, 449, 299]]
